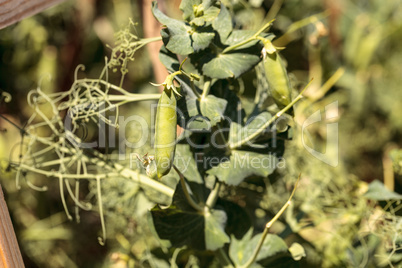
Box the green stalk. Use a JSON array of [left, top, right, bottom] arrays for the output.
[[264, 0, 284, 22], [190, 80, 201, 98], [240, 174, 301, 268], [273, 11, 330, 47], [201, 79, 212, 100], [173, 165, 204, 212], [206, 181, 221, 209], [229, 79, 313, 149], [222, 19, 275, 54]]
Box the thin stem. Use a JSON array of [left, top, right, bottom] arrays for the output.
[[170, 247, 183, 268], [264, 0, 284, 22], [170, 71, 182, 77], [106, 93, 160, 102], [97, 176, 106, 246], [64, 179, 92, 211], [141, 36, 163, 45], [229, 79, 313, 149], [206, 181, 221, 209], [59, 175, 72, 221], [240, 174, 301, 268], [173, 165, 204, 212], [307, 67, 345, 101], [254, 19, 276, 37], [190, 80, 201, 98], [217, 247, 235, 268], [222, 19, 275, 54], [17, 132, 174, 198], [179, 57, 187, 71], [18, 160, 174, 197], [201, 79, 212, 100], [118, 36, 163, 55], [0, 114, 26, 135], [215, 124, 228, 148], [273, 11, 330, 47], [75, 180, 81, 223]]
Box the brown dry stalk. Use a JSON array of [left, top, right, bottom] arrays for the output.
[[0, 0, 65, 30], [0, 185, 24, 268]]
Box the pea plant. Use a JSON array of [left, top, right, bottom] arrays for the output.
[[7, 0, 325, 266]]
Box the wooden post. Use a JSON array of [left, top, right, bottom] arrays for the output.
[[0, 0, 65, 30], [0, 185, 24, 268], [140, 0, 169, 88]]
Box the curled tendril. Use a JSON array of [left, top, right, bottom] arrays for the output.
[[1, 91, 12, 103], [37, 73, 53, 89], [8, 33, 164, 244], [74, 64, 86, 82], [27, 90, 41, 107]]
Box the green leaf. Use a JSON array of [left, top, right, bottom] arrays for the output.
[[202, 0, 218, 10], [151, 181, 232, 251], [186, 115, 211, 130], [364, 180, 402, 200], [180, 0, 202, 21], [191, 6, 220, 26], [229, 112, 272, 147], [216, 199, 251, 239], [229, 229, 288, 266], [204, 210, 230, 250], [163, 30, 194, 55], [174, 144, 203, 183], [207, 150, 278, 185], [202, 53, 260, 79], [174, 74, 200, 120], [229, 228, 253, 266], [192, 31, 215, 52], [151, 205, 205, 249], [159, 45, 180, 72], [212, 4, 232, 43], [224, 30, 257, 48], [151, 181, 205, 249], [288, 243, 306, 261], [200, 95, 228, 126], [152, 2, 194, 55]]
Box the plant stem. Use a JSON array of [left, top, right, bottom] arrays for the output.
[[240, 174, 301, 268], [229, 79, 313, 149], [307, 67, 345, 101], [217, 248, 235, 268], [222, 19, 275, 54], [201, 79, 212, 100], [264, 0, 284, 22], [273, 11, 330, 47], [170, 71, 183, 78], [190, 80, 201, 98], [206, 181, 221, 209], [97, 176, 106, 246], [254, 19, 276, 37], [173, 165, 204, 212], [106, 93, 161, 102], [131, 36, 162, 50], [16, 130, 175, 198]]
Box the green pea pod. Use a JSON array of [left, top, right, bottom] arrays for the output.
[[263, 45, 292, 108], [155, 89, 177, 178]]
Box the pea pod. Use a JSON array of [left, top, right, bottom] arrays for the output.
[[155, 88, 177, 178], [262, 39, 292, 108]]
